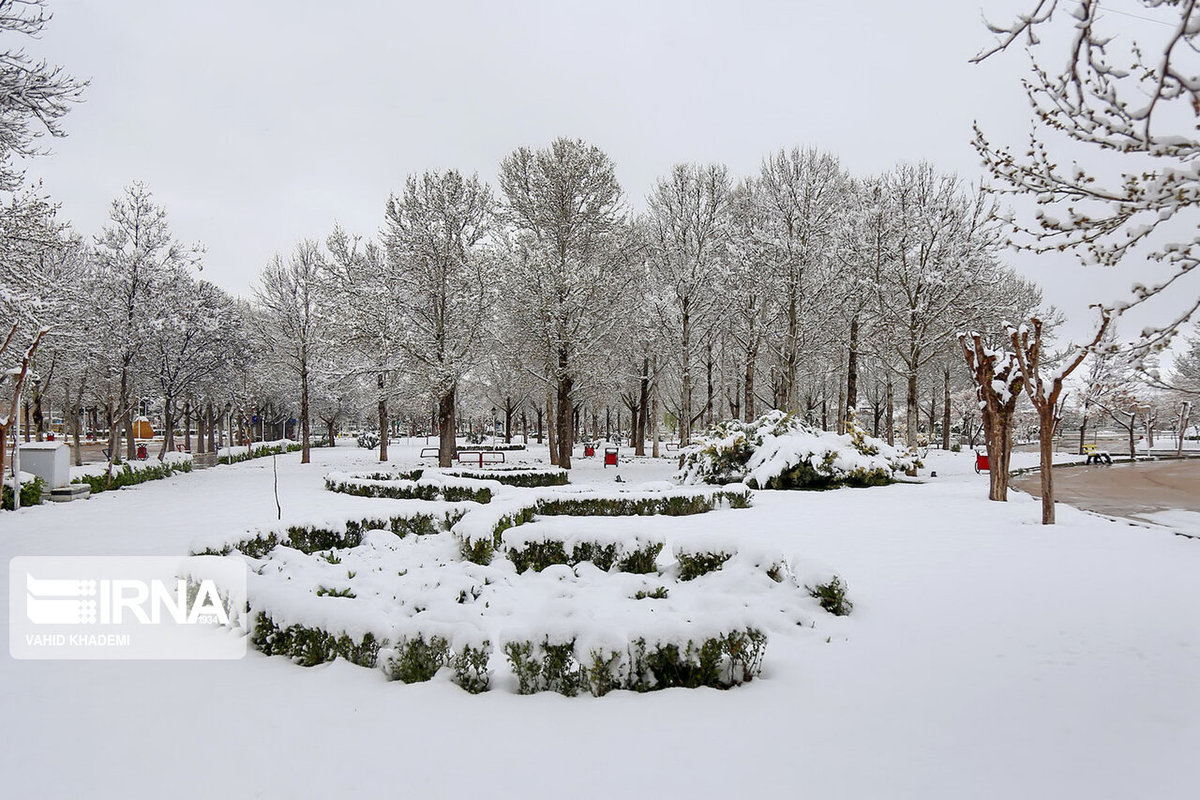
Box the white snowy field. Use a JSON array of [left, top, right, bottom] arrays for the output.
[[2, 443, 1199, 799]]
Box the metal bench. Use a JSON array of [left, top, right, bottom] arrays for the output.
[[420, 447, 440, 458], [456, 450, 505, 467]]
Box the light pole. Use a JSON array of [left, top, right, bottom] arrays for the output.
[[12, 382, 21, 510]]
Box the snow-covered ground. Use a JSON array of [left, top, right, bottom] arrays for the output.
[[2, 443, 1198, 798]]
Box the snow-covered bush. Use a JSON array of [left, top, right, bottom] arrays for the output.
[[250, 611, 381, 668], [676, 410, 917, 490], [2, 474, 45, 509], [217, 440, 301, 465], [72, 455, 193, 494], [192, 512, 446, 558], [807, 575, 853, 616], [324, 471, 494, 504], [503, 628, 767, 695], [356, 430, 380, 450], [675, 547, 734, 581], [444, 466, 567, 488]]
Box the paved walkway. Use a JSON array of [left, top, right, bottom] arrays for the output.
[[1013, 459, 1200, 534]]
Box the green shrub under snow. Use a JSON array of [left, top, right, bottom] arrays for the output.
[[503, 629, 767, 696], [507, 538, 664, 574], [356, 430, 380, 450], [72, 458, 193, 494], [445, 467, 568, 488], [676, 410, 917, 490], [457, 488, 751, 565], [251, 612, 381, 668], [676, 548, 733, 581], [192, 512, 443, 558], [807, 575, 853, 616], [217, 440, 302, 465], [324, 473, 492, 504], [2, 475, 46, 509]]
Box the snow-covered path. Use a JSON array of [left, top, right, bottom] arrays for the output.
[[2, 446, 1198, 799]]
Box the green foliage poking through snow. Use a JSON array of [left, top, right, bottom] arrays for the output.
[[507, 538, 663, 574], [217, 440, 302, 465], [504, 629, 767, 695], [73, 458, 192, 494], [807, 575, 853, 616], [250, 612, 381, 668], [676, 410, 917, 490], [676, 549, 734, 581], [2, 475, 45, 509], [444, 467, 568, 487], [385, 634, 450, 683]]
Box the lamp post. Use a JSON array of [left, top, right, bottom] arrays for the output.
[[12, 381, 21, 510], [491, 406, 497, 442]]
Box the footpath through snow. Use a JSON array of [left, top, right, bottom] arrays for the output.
[[1, 443, 1198, 799]]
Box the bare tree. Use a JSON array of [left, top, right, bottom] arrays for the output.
[[254, 241, 326, 464], [959, 332, 1025, 501], [384, 170, 495, 467], [1008, 311, 1113, 524], [498, 137, 635, 469], [974, 1, 1200, 359], [645, 163, 731, 444]]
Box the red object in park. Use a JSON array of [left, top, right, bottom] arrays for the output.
[[603, 447, 618, 468], [136, 444, 149, 460], [584, 444, 595, 457], [974, 452, 989, 473]]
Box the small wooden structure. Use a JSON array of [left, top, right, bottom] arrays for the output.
[[132, 416, 154, 439]]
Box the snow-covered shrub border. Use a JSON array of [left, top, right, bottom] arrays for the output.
[[324, 471, 495, 504], [191, 511, 455, 558], [443, 466, 568, 488], [677, 410, 917, 489], [72, 452, 193, 494], [454, 484, 752, 565], [503, 627, 766, 695], [217, 439, 302, 465]]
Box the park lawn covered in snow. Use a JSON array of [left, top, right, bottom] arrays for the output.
[[2, 443, 1198, 798]]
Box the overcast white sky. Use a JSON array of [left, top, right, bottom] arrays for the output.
[[15, 0, 1190, 346]]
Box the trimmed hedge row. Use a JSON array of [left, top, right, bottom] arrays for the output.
[[72, 458, 193, 494], [251, 611, 381, 668], [217, 441, 302, 465], [444, 467, 569, 488], [324, 474, 493, 504], [508, 538, 663, 574], [247, 614, 766, 696], [193, 512, 445, 558], [458, 487, 752, 565], [504, 629, 767, 696]]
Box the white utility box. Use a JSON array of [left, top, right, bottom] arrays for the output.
[[18, 442, 70, 488]]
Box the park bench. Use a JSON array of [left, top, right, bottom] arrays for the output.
[[1082, 444, 1113, 465], [420, 447, 439, 458], [456, 450, 505, 467]]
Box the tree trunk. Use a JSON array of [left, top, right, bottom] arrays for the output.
[[300, 359, 311, 464], [846, 317, 858, 413], [705, 341, 714, 430], [942, 368, 952, 451], [744, 349, 756, 421], [885, 381, 895, 446], [651, 355, 661, 458], [905, 368, 919, 447], [327, 420, 336, 448], [984, 407, 1014, 501], [438, 388, 456, 468], [377, 397, 388, 462], [1038, 406, 1056, 524], [680, 303, 692, 445], [636, 356, 649, 455], [556, 376, 573, 469], [546, 388, 557, 466]]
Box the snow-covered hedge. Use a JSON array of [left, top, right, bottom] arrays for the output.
[[454, 484, 752, 565], [443, 466, 568, 488], [217, 439, 302, 465], [72, 452, 193, 494], [356, 430, 380, 450], [503, 627, 766, 695], [676, 410, 917, 490], [191, 510, 458, 558], [324, 471, 495, 504], [3, 474, 45, 509], [502, 520, 665, 574]]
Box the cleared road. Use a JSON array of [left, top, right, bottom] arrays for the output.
[[1013, 459, 1200, 530]]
